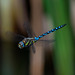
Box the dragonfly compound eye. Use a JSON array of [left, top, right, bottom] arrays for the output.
[[18, 41, 24, 49], [18, 44, 21, 49]]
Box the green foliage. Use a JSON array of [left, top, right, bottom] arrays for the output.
[[43, 0, 74, 75]]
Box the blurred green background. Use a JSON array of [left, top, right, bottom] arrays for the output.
[[0, 0, 75, 75]]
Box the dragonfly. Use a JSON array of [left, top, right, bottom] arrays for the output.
[[18, 23, 67, 53], [7, 22, 67, 53]]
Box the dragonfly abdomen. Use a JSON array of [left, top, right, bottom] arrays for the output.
[[35, 24, 67, 40]]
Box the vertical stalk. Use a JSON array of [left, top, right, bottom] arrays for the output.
[[43, 0, 74, 75], [1, 0, 14, 75], [30, 0, 44, 75]]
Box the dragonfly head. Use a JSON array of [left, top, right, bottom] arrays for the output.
[[18, 41, 25, 49]]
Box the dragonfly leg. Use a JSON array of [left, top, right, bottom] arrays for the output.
[[31, 45, 36, 53]]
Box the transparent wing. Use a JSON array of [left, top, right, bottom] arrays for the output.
[[23, 21, 36, 37], [30, 39, 55, 53], [38, 39, 55, 43], [6, 31, 25, 42]]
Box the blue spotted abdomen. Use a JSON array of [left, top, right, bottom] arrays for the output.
[[35, 24, 67, 40]]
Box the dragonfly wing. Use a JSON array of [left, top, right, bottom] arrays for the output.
[[6, 31, 25, 42], [38, 39, 55, 43], [23, 22, 36, 37]]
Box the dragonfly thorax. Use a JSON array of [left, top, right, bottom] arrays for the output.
[[18, 38, 37, 49]]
